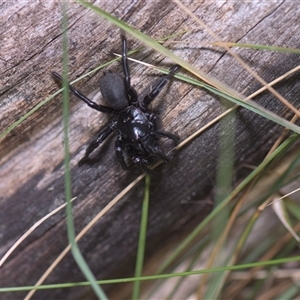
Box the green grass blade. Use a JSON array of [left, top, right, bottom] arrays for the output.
[[76, 1, 300, 136], [75, 0, 238, 90], [60, 4, 107, 300], [173, 73, 300, 135], [205, 106, 235, 299], [0, 54, 122, 142], [220, 42, 300, 54], [0, 91, 59, 142], [199, 82, 300, 135], [154, 133, 299, 274], [2, 254, 300, 293], [132, 175, 151, 300]]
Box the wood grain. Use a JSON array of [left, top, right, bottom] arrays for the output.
[[0, 1, 300, 299]]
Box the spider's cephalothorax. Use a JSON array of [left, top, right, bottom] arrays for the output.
[[52, 31, 179, 173]]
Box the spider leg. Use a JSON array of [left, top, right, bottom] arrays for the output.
[[148, 113, 180, 142], [52, 72, 117, 114], [78, 120, 117, 166], [156, 130, 178, 160], [149, 144, 171, 162], [132, 156, 154, 174], [115, 138, 129, 170], [141, 64, 179, 108], [157, 130, 179, 142], [143, 135, 171, 162], [120, 30, 138, 103]]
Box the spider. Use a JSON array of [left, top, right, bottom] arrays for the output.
[[52, 31, 179, 173]]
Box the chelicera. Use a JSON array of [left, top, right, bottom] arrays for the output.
[[52, 31, 179, 173]]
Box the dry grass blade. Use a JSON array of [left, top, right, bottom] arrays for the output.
[[24, 174, 145, 300], [0, 198, 77, 268], [8, 3, 298, 299], [173, 0, 300, 119], [272, 197, 300, 242], [267, 188, 300, 206], [25, 58, 300, 300]]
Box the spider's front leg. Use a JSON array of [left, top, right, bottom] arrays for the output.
[[79, 120, 117, 166], [120, 30, 138, 103], [148, 113, 179, 142], [157, 130, 180, 142], [141, 64, 180, 108]]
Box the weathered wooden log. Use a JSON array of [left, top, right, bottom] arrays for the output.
[[1, 1, 300, 299]]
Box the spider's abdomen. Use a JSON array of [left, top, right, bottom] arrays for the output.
[[117, 107, 151, 142], [99, 73, 128, 110]]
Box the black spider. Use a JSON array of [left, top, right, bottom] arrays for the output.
[[52, 31, 179, 173]]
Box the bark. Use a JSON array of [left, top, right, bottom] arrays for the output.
[[0, 1, 300, 299]]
